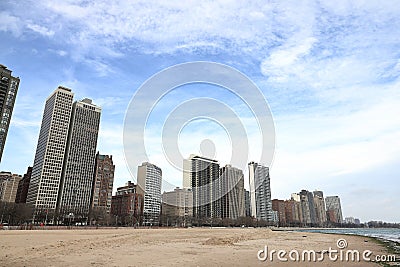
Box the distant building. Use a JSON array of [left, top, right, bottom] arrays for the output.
[[185, 155, 221, 220], [15, 167, 32, 203], [344, 217, 356, 224], [354, 218, 361, 225], [57, 98, 101, 219], [244, 189, 251, 217], [272, 210, 279, 224], [111, 181, 143, 224], [248, 162, 272, 222], [284, 199, 302, 225], [137, 162, 162, 226], [313, 190, 327, 226], [325, 196, 343, 224], [91, 153, 115, 213], [0, 171, 22, 202], [220, 165, 245, 220], [161, 187, 193, 223], [272, 199, 286, 225], [299, 190, 317, 225], [0, 64, 20, 162], [27, 87, 74, 212]]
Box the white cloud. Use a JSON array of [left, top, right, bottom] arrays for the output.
[[0, 12, 23, 37], [26, 23, 55, 37]]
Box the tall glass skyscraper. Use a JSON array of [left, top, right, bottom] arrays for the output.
[[248, 161, 272, 222], [0, 64, 20, 162]]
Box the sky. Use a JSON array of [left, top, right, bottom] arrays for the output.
[[0, 0, 399, 222]]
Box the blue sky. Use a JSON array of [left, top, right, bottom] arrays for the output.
[[0, 0, 399, 222]]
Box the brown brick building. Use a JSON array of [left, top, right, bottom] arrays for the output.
[[91, 153, 115, 213], [15, 167, 32, 203], [272, 199, 286, 226], [111, 181, 143, 225]]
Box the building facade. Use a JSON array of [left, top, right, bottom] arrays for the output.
[[26, 87, 74, 212], [0, 172, 22, 202], [186, 155, 221, 220], [248, 162, 272, 222], [313, 190, 327, 226], [15, 166, 32, 203], [111, 181, 143, 225], [58, 98, 101, 219], [137, 162, 162, 225], [91, 153, 115, 213], [244, 189, 251, 217], [220, 165, 245, 220], [325, 196, 343, 224], [272, 199, 286, 225], [161, 187, 193, 225], [0, 64, 20, 162], [299, 190, 317, 225]]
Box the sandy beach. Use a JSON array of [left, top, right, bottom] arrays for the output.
[[0, 228, 396, 266]]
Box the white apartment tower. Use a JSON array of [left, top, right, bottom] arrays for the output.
[[57, 99, 101, 217], [137, 162, 162, 225], [26, 87, 74, 211], [248, 162, 273, 222]]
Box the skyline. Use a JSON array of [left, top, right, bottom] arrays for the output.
[[0, 1, 399, 222]]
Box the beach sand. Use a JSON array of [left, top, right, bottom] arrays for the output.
[[0, 228, 396, 266]]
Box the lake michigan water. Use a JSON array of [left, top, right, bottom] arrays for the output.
[[296, 228, 400, 243]]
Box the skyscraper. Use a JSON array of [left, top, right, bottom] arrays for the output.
[[325, 196, 343, 224], [26, 87, 74, 211], [248, 162, 272, 222], [313, 190, 327, 226], [137, 162, 162, 225], [57, 98, 101, 218], [244, 189, 251, 217], [0, 64, 20, 162], [91, 153, 115, 213], [186, 155, 221, 220], [220, 164, 245, 220], [299, 190, 317, 225]]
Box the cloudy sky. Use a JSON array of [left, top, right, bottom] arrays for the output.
[[1, 0, 399, 222]]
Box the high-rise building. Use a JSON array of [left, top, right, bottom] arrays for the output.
[[220, 165, 245, 220], [185, 155, 221, 220], [313, 190, 327, 226], [248, 162, 272, 222], [91, 153, 115, 213], [0, 65, 20, 162], [0, 171, 22, 202], [299, 190, 317, 225], [57, 98, 101, 218], [15, 166, 32, 203], [244, 189, 251, 217], [111, 181, 143, 225], [161, 187, 193, 219], [284, 199, 302, 225], [137, 162, 162, 226], [26, 87, 74, 212], [325, 196, 343, 224]]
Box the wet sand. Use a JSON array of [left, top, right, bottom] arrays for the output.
[[0, 228, 395, 266]]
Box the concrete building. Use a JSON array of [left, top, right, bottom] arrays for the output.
[[0, 172, 22, 202], [57, 98, 101, 219], [244, 189, 251, 217], [15, 167, 32, 203], [313, 190, 327, 226], [111, 181, 143, 224], [220, 165, 245, 220], [137, 162, 162, 225], [272, 199, 286, 226], [345, 217, 356, 224], [299, 190, 317, 225], [161, 187, 193, 224], [325, 196, 343, 224], [248, 162, 272, 222], [27, 86, 74, 212], [185, 155, 221, 220], [91, 153, 115, 213], [0, 64, 20, 162]]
